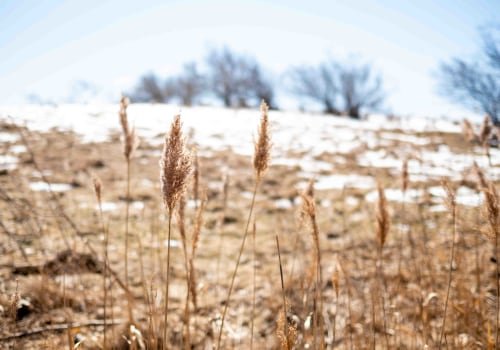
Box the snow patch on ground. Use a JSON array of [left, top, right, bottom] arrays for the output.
[[0, 155, 18, 170], [29, 182, 72, 192], [298, 174, 376, 190]]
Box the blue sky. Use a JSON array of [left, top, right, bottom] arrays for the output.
[[1, 0, 498, 117]]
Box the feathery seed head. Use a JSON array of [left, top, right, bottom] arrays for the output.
[[300, 179, 319, 251], [462, 118, 475, 143], [402, 157, 409, 193], [332, 266, 340, 298], [92, 174, 102, 206], [276, 298, 298, 350], [160, 114, 192, 212], [253, 100, 271, 180], [305, 177, 315, 198], [480, 114, 492, 145], [192, 146, 199, 203], [376, 184, 390, 249], [119, 94, 139, 160], [474, 162, 488, 191], [441, 180, 456, 213], [474, 164, 499, 237], [485, 182, 500, 237]]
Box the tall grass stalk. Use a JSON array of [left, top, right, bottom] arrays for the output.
[[62, 273, 72, 350], [177, 195, 191, 350], [375, 184, 390, 349], [216, 101, 271, 350], [438, 181, 457, 349], [250, 220, 257, 350], [479, 115, 492, 166], [92, 175, 108, 349], [300, 178, 324, 348], [475, 163, 500, 347], [216, 173, 229, 296], [276, 234, 291, 350], [119, 95, 138, 323], [332, 266, 340, 346], [186, 192, 205, 349], [160, 114, 192, 348]]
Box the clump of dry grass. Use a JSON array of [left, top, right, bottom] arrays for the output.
[[159, 114, 192, 347], [26, 277, 84, 313], [10, 105, 500, 349], [475, 164, 500, 347], [7, 279, 20, 323]]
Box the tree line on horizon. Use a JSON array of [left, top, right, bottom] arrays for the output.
[[129, 47, 385, 119], [131, 25, 500, 123]]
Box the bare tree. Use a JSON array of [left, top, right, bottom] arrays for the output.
[[484, 26, 500, 71], [339, 63, 384, 118], [439, 26, 500, 124], [288, 60, 384, 118], [131, 73, 173, 103], [288, 64, 341, 114], [206, 47, 276, 108], [174, 63, 205, 106]]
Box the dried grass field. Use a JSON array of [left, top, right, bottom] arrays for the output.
[[0, 100, 499, 349]]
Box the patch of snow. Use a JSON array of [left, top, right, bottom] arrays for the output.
[[366, 186, 482, 207], [275, 198, 293, 209], [379, 132, 432, 145], [320, 199, 331, 207], [274, 157, 333, 173], [298, 174, 376, 190], [0, 132, 18, 143], [0, 155, 18, 170], [32, 170, 53, 177], [162, 239, 181, 248], [345, 196, 360, 206], [429, 205, 447, 212], [429, 186, 483, 206], [187, 199, 201, 208], [98, 202, 118, 211], [9, 145, 26, 153], [132, 201, 144, 210], [241, 191, 253, 199], [29, 182, 72, 192], [358, 150, 401, 168], [365, 188, 423, 203]]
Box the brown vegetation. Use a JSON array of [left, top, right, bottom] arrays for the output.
[[1, 102, 500, 350]]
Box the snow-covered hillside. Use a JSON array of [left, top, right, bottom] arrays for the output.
[[0, 104, 497, 207]]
